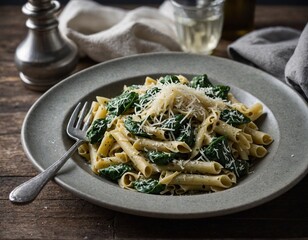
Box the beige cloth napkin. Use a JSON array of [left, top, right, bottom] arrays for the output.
[[59, 0, 181, 62]]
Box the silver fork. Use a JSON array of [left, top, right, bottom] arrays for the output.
[[9, 102, 92, 204]]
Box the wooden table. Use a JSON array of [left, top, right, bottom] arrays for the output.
[[1, 4, 308, 239]]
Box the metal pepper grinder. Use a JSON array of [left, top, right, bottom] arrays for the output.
[[15, 0, 78, 91]]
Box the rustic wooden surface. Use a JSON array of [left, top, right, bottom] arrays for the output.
[[1, 4, 308, 239]]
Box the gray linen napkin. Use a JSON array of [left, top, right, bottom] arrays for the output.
[[228, 24, 308, 100], [285, 24, 308, 98]]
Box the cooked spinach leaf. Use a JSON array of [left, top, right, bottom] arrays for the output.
[[189, 74, 230, 100], [177, 123, 195, 147], [189, 74, 212, 88], [124, 117, 150, 138], [220, 109, 251, 126], [147, 151, 177, 165], [161, 114, 185, 137], [107, 91, 138, 116], [133, 178, 165, 194], [200, 136, 249, 177], [204, 85, 230, 100], [86, 116, 113, 144], [159, 75, 180, 85], [98, 163, 134, 182], [135, 87, 160, 111]]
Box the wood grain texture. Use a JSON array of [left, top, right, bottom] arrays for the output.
[[0, 5, 307, 240]]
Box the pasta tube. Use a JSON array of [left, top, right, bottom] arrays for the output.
[[110, 130, 153, 177], [133, 138, 192, 153], [157, 160, 223, 175], [166, 173, 233, 188], [244, 126, 273, 145]]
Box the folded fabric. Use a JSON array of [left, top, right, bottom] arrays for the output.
[[285, 24, 308, 98], [228, 24, 308, 100], [58, 0, 181, 62]]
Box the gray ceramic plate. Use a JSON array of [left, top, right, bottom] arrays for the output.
[[21, 53, 308, 219]]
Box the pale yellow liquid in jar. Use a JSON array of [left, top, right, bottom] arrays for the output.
[[175, 14, 223, 54]]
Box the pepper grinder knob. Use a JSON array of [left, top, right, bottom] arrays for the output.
[[15, 0, 78, 91]]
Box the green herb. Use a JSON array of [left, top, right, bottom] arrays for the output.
[[98, 164, 134, 182], [86, 116, 113, 144], [159, 75, 180, 85], [135, 87, 160, 111], [147, 151, 177, 165], [189, 75, 230, 100], [133, 178, 165, 194], [124, 117, 150, 138], [177, 123, 195, 147], [204, 85, 230, 100], [200, 136, 249, 177], [107, 91, 138, 116], [189, 74, 212, 88], [220, 109, 251, 126], [161, 114, 185, 137]]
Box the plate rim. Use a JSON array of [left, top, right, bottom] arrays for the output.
[[21, 52, 308, 219]]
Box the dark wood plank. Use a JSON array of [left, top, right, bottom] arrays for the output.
[[0, 112, 24, 135], [115, 215, 308, 239], [0, 200, 116, 240], [0, 76, 40, 113], [0, 134, 37, 177], [254, 5, 308, 30]]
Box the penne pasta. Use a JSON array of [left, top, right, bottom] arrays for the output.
[[93, 105, 107, 121], [243, 126, 273, 145], [97, 132, 116, 157], [119, 172, 139, 190], [167, 173, 233, 189], [249, 143, 268, 158], [133, 138, 192, 153], [157, 160, 223, 175], [95, 156, 125, 170], [78, 143, 90, 162], [110, 130, 153, 177], [144, 76, 157, 86]]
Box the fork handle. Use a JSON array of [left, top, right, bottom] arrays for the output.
[[9, 140, 85, 204]]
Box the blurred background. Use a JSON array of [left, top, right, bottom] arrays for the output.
[[2, 0, 308, 5]]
